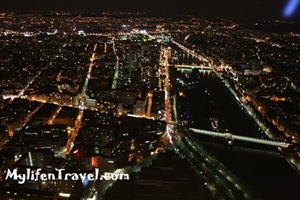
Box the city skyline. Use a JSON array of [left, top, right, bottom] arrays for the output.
[[1, 0, 300, 21], [0, 8, 300, 200]]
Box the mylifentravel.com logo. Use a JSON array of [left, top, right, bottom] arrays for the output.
[[5, 168, 130, 184]]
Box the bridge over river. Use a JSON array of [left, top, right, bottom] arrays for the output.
[[189, 128, 291, 148]]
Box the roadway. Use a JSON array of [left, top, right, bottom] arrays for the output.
[[47, 106, 62, 125], [146, 91, 153, 117], [162, 47, 172, 124], [66, 43, 98, 154], [177, 132, 257, 199], [65, 109, 83, 154], [2, 66, 45, 100], [111, 42, 119, 89], [174, 64, 212, 70], [158, 49, 164, 91], [81, 43, 98, 106]]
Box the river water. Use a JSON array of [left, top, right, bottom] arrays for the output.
[[180, 70, 300, 200]]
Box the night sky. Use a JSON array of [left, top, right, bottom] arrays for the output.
[[0, 0, 300, 21]]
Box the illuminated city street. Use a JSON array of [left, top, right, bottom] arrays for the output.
[[0, 6, 300, 200]]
